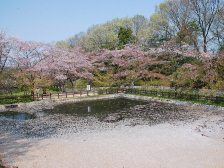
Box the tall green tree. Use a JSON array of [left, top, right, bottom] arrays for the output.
[[132, 15, 147, 36], [81, 18, 132, 51], [189, 0, 221, 53], [118, 27, 135, 48]]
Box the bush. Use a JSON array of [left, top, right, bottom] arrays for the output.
[[75, 79, 88, 89], [97, 89, 105, 95], [135, 80, 170, 86], [0, 95, 33, 105], [48, 86, 60, 92]]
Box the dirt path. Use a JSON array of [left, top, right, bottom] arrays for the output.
[[0, 97, 224, 168], [1, 123, 223, 168]]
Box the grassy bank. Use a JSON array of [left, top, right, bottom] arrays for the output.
[[1, 87, 224, 107], [0, 95, 33, 105], [125, 88, 224, 107]]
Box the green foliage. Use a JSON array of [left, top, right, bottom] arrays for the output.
[[80, 17, 133, 51], [220, 46, 224, 52], [0, 70, 18, 94], [92, 70, 115, 87], [188, 20, 200, 32], [82, 25, 118, 51], [178, 56, 202, 66], [214, 54, 224, 90], [134, 80, 145, 86], [56, 40, 71, 49], [48, 86, 60, 92], [171, 64, 205, 89], [214, 80, 224, 90], [134, 80, 170, 86], [0, 95, 33, 105], [56, 32, 85, 49], [126, 88, 224, 107], [152, 53, 202, 76], [176, 21, 200, 46], [132, 15, 147, 35], [75, 79, 88, 89], [216, 57, 224, 81], [118, 27, 135, 48]]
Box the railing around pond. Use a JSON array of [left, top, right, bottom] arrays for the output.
[[1, 87, 223, 105], [0, 88, 123, 104], [125, 88, 224, 104], [34, 88, 125, 100]]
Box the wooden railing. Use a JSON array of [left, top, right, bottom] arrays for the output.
[[1, 87, 223, 105], [125, 88, 224, 104]]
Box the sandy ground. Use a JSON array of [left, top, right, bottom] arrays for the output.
[[1, 97, 224, 168], [1, 123, 223, 168]]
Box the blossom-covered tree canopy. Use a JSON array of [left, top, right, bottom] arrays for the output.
[[35, 46, 93, 83], [89, 45, 172, 84]]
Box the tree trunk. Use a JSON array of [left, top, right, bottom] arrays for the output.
[[69, 78, 74, 92], [203, 33, 207, 53], [193, 40, 200, 52]]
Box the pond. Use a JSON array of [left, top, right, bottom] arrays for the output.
[[47, 98, 148, 119], [0, 98, 191, 138], [0, 111, 35, 121]]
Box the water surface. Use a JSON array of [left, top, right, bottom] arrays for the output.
[[0, 111, 34, 121], [0, 98, 190, 138], [48, 98, 148, 119]]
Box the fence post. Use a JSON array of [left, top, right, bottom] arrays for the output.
[[50, 93, 51, 99], [215, 96, 218, 103], [66, 92, 67, 98], [58, 93, 59, 99]]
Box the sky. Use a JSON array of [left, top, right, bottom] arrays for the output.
[[0, 0, 164, 43]]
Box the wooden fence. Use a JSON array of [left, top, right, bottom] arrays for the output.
[[34, 88, 123, 100], [1, 87, 224, 105], [125, 88, 224, 104]]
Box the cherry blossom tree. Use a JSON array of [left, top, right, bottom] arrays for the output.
[[10, 39, 50, 94], [35, 46, 93, 91], [0, 32, 13, 74], [89, 45, 167, 86], [214, 51, 224, 89], [171, 63, 205, 88]]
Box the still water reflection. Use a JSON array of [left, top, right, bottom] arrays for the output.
[[0, 111, 34, 121], [47, 98, 148, 119]]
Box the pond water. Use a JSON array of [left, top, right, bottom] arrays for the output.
[[0, 98, 192, 138], [0, 111, 35, 121], [47, 98, 148, 119]]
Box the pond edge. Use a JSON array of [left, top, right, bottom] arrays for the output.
[[0, 93, 224, 114]]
